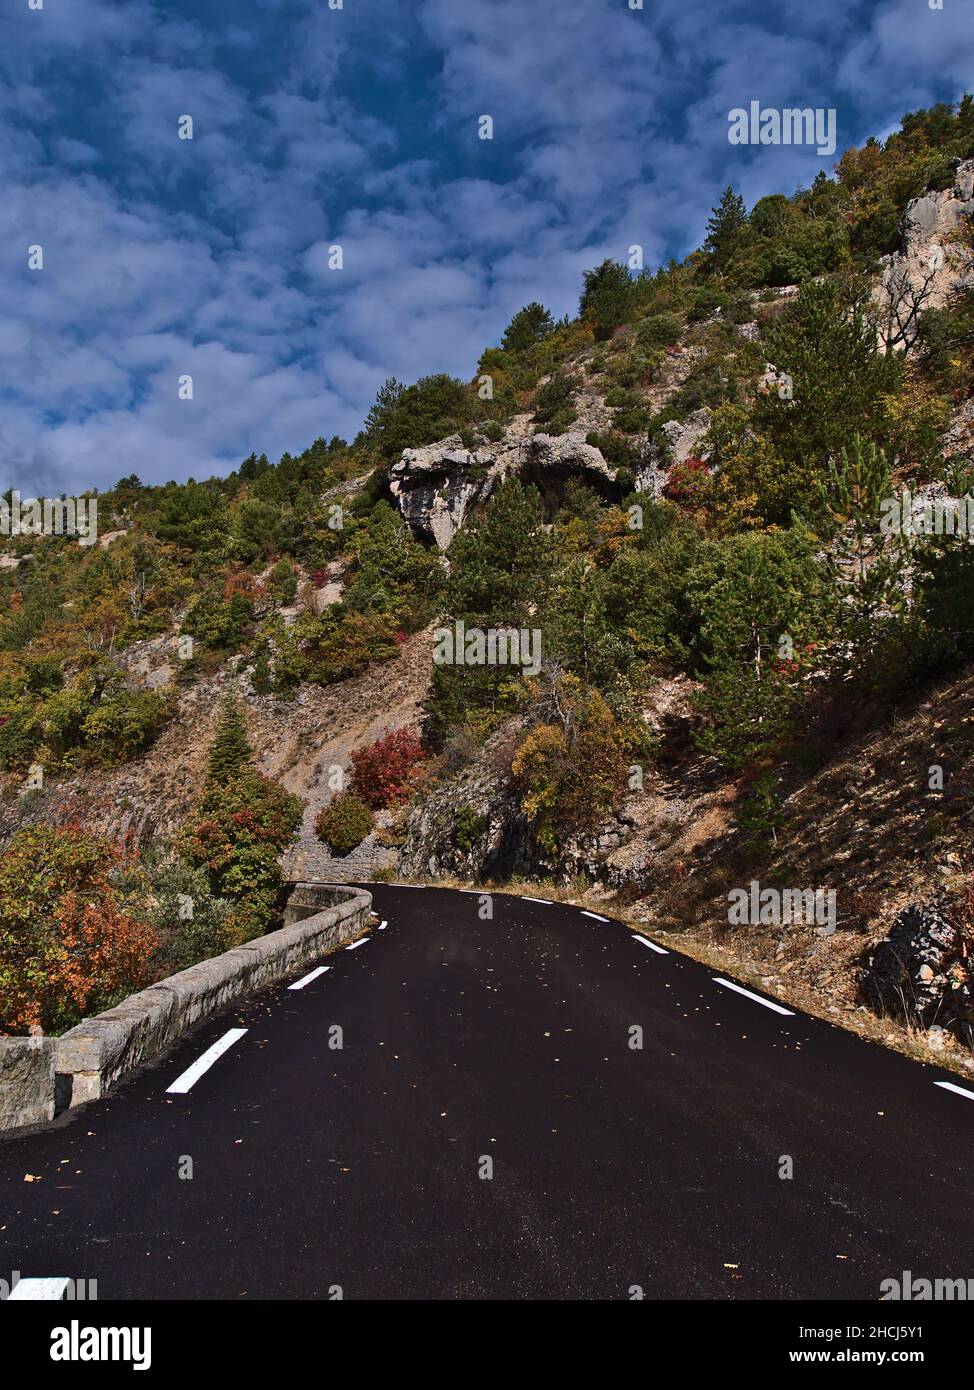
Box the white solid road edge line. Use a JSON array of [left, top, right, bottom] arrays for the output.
[[582, 910, 610, 922], [345, 937, 369, 950], [8, 1278, 71, 1301], [633, 934, 669, 954], [712, 976, 795, 1016], [935, 1080, 974, 1101], [166, 1027, 249, 1094], [522, 895, 553, 905], [288, 965, 330, 990]]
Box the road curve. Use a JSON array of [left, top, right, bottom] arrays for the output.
[[1, 884, 973, 1301]]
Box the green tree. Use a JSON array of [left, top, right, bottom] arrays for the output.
[[686, 529, 827, 768], [445, 478, 554, 625], [364, 374, 471, 460], [704, 186, 748, 270], [177, 768, 303, 942], [816, 434, 904, 627], [501, 302, 555, 352], [748, 279, 901, 519], [207, 694, 252, 783], [423, 479, 554, 748], [579, 260, 634, 339]]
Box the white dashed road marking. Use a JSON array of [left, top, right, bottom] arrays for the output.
[[378, 920, 388, 930], [582, 910, 610, 922], [712, 977, 794, 1016], [288, 966, 330, 990], [935, 1080, 974, 1102], [522, 896, 553, 905], [633, 935, 669, 954], [166, 1028, 248, 1094], [345, 938, 369, 951]]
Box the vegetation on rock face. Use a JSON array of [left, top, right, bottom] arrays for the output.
[[510, 680, 638, 854], [454, 804, 488, 854], [315, 791, 375, 855]]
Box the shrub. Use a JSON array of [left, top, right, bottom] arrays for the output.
[[533, 373, 577, 431], [268, 558, 298, 605], [182, 585, 254, 651], [637, 312, 683, 348], [510, 683, 634, 854], [350, 727, 427, 808], [40, 681, 92, 760], [0, 825, 158, 1034], [82, 688, 172, 766], [146, 858, 234, 974], [664, 457, 712, 505], [315, 792, 375, 855], [177, 767, 303, 940], [0, 702, 40, 771], [300, 608, 402, 684]]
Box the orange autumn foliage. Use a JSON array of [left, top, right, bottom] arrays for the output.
[[0, 824, 157, 1035]]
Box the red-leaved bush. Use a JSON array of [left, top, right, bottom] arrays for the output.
[[350, 727, 427, 809], [663, 456, 711, 504]]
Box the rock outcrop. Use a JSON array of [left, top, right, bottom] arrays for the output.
[[398, 724, 537, 880], [390, 438, 500, 547], [389, 427, 622, 547], [875, 158, 974, 349], [861, 893, 974, 1045]]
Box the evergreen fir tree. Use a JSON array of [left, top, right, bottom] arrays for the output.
[[207, 694, 252, 784], [704, 186, 748, 269]]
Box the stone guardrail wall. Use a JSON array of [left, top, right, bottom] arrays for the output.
[[0, 883, 371, 1134], [0, 1038, 57, 1131]]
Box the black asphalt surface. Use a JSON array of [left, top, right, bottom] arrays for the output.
[[2, 884, 973, 1301]]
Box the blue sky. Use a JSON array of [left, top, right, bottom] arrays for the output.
[[1, 0, 972, 495]]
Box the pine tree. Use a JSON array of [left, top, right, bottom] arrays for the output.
[[704, 186, 748, 269], [816, 434, 907, 646], [579, 260, 634, 339], [501, 302, 555, 353], [207, 694, 252, 784]]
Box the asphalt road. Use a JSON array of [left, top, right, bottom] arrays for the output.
[[2, 884, 973, 1301]]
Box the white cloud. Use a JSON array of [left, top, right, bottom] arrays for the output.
[[0, 0, 969, 494]]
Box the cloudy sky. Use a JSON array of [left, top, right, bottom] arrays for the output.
[[1, 0, 972, 495]]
